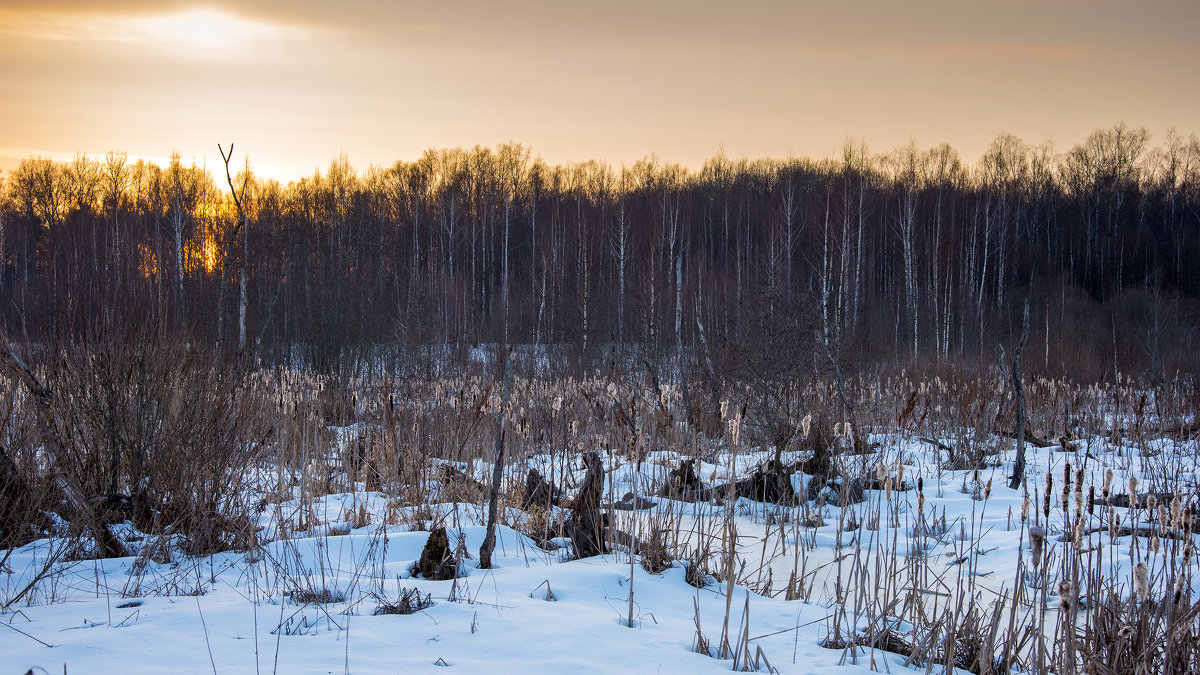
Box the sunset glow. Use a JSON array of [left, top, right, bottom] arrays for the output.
[[1, 0, 1198, 180]]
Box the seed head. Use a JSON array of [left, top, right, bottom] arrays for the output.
[[1057, 579, 1075, 611], [1134, 561, 1149, 601], [1030, 525, 1047, 567]]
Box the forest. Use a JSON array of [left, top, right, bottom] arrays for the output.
[[1, 122, 1197, 383]]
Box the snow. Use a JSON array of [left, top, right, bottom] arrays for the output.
[[4, 428, 1198, 673]]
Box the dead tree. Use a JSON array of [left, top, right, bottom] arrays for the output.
[[1008, 303, 1031, 490], [479, 347, 514, 569], [216, 143, 250, 352]]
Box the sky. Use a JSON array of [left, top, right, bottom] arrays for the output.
[[1, 0, 1198, 183]]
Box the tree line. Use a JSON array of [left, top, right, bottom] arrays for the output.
[[1, 122, 1197, 382]]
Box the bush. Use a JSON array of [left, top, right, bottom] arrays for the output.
[[26, 318, 266, 555]]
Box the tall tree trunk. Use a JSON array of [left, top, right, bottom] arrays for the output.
[[479, 347, 514, 569], [1008, 303, 1031, 490]]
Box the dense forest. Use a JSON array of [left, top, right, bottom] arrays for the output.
[[1, 122, 1197, 382]]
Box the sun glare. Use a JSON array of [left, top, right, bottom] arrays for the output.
[[0, 6, 303, 58], [130, 8, 287, 53]]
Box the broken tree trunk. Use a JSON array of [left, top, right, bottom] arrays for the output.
[[658, 459, 702, 498], [566, 451, 607, 558], [521, 468, 559, 510], [0, 341, 129, 558], [413, 526, 457, 580]]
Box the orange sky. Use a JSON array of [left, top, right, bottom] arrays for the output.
[[2, 0, 1198, 182]]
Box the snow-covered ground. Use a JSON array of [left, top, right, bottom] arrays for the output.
[[3, 427, 1197, 674]]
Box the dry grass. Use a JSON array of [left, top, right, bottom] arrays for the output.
[[4, 336, 1200, 672]]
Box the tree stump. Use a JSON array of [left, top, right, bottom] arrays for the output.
[[566, 451, 607, 558], [412, 527, 458, 580], [521, 468, 559, 510], [659, 459, 702, 498]]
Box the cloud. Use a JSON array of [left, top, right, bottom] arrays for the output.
[[0, 6, 314, 58]]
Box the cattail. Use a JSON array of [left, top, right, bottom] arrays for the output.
[[1075, 467, 1085, 494], [1151, 533, 1160, 556], [1021, 495, 1030, 523], [876, 462, 887, 482], [884, 476, 893, 502], [1159, 505, 1170, 534], [1087, 486, 1095, 515], [1043, 480, 1053, 520], [1134, 561, 1149, 601], [1147, 494, 1158, 513], [1171, 495, 1183, 531], [1073, 518, 1085, 549], [1063, 462, 1073, 492], [1058, 579, 1075, 611], [895, 460, 905, 484], [800, 413, 812, 439], [984, 479, 992, 501], [1074, 489, 1083, 519], [1174, 574, 1186, 605], [917, 476, 924, 493], [1109, 510, 1118, 541], [1030, 526, 1047, 568], [918, 490, 925, 516], [1183, 543, 1194, 568], [1128, 476, 1138, 504], [1101, 469, 1114, 501]]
